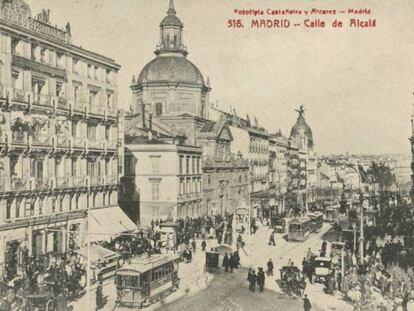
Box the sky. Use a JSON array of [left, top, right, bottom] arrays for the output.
[[25, 0, 414, 155]]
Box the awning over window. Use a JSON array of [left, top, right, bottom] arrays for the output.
[[75, 245, 120, 264], [89, 206, 137, 242]]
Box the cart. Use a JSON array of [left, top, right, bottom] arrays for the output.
[[26, 291, 55, 311], [205, 250, 220, 273]]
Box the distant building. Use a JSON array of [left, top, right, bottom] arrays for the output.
[[198, 117, 249, 215]]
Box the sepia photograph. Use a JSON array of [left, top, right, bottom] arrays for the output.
[[0, 0, 413, 310]]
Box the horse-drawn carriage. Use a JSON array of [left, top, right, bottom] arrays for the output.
[[279, 266, 306, 297], [26, 291, 55, 311]]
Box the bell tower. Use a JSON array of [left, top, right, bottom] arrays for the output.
[[155, 0, 187, 57]]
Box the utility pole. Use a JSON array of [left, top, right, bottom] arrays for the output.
[[86, 179, 91, 311], [359, 193, 364, 262]]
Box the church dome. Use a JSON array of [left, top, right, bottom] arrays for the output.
[[137, 56, 206, 86], [161, 14, 182, 27], [290, 114, 314, 150]]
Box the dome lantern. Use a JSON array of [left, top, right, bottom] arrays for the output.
[[155, 0, 187, 57]]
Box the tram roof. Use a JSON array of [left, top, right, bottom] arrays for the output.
[[117, 253, 180, 274], [289, 217, 311, 224]]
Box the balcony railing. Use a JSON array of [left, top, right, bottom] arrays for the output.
[[0, 178, 6, 192], [73, 176, 86, 187], [56, 177, 72, 188], [88, 139, 103, 149], [106, 175, 117, 185], [10, 177, 27, 191], [56, 135, 69, 148], [89, 104, 103, 115], [107, 107, 117, 117], [89, 176, 101, 186], [11, 132, 27, 144], [12, 89, 26, 101], [33, 94, 52, 107], [74, 101, 84, 112], [107, 140, 117, 150], [32, 134, 51, 146], [73, 137, 84, 148], [34, 178, 49, 190], [57, 97, 68, 109]]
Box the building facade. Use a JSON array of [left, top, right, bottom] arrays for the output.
[[198, 117, 249, 216], [123, 116, 203, 226], [0, 1, 122, 279], [268, 132, 289, 214]]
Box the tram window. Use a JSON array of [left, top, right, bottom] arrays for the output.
[[289, 224, 301, 232]]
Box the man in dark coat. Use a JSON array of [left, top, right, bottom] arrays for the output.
[[201, 240, 207, 251], [267, 259, 274, 276], [96, 281, 103, 310], [257, 268, 265, 292], [268, 231, 276, 246], [223, 253, 230, 272], [247, 270, 257, 292], [303, 294, 312, 311], [321, 239, 327, 257]]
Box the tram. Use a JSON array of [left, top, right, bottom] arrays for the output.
[[324, 204, 340, 222], [287, 218, 313, 242], [308, 212, 323, 233], [115, 254, 180, 308]]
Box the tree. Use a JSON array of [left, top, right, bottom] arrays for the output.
[[362, 161, 396, 190]]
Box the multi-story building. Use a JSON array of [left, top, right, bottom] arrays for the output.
[[198, 117, 249, 216], [268, 131, 289, 214], [0, 1, 128, 279], [209, 107, 270, 216], [123, 115, 203, 226], [289, 106, 315, 213]]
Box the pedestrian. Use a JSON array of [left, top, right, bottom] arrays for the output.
[[230, 253, 237, 273], [268, 231, 276, 246], [306, 248, 313, 261], [303, 294, 312, 311], [247, 269, 254, 291], [201, 239, 207, 251], [302, 257, 307, 275], [337, 270, 342, 292], [402, 290, 410, 311], [55, 292, 68, 311], [249, 270, 257, 292], [267, 259, 274, 276], [257, 268, 265, 292], [191, 239, 196, 253], [321, 239, 327, 257], [96, 281, 103, 311], [223, 253, 230, 272]]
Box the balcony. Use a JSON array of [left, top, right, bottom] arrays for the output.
[[34, 178, 49, 190], [106, 107, 117, 117], [56, 177, 72, 188], [89, 104, 103, 115], [0, 178, 6, 192], [11, 132, 27, 145], [107, 140, 117, 150], [33, 94, 52, 107], [32, 134, 51, 146], [10, 177, 27, 191], [89, 176, 101, 187], [57, 97, 68, 109], [12, 89, 26, 101], [74, 101, 84, 113], [56, 135, 69, 148], [88, 139, 103, 150], [106, 175, 117, 185], [72, 137, 84, 148], [73, 176, 86, 187]]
